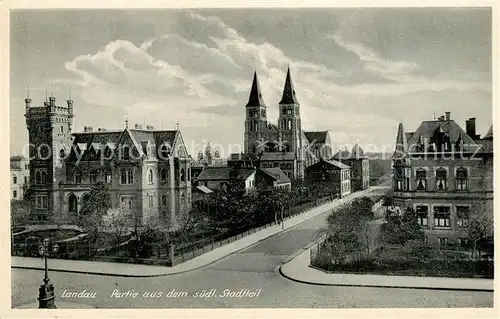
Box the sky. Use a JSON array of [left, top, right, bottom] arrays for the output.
[[10, 8, 492, 157]]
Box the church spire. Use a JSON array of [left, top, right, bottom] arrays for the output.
[[246, 71, 266, 107], [279, 66, 299, 104], [393, 122, 408, 159]]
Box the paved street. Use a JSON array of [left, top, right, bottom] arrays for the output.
[[11, 186, 493, 308]]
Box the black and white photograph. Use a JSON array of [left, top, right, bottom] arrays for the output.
[[3, 0, 497, 315]]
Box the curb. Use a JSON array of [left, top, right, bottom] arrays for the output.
[[11, 205, 332, 278], [278, 250, 494, 292]]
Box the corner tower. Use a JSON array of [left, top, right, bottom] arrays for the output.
[[244, 71, 268, 154], [25, 90, 74, 222]]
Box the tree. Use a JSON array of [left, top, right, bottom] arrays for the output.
[[466, 203, 493, 259], [102, 203, 133, 252], [11, 199, 31, 226], [78, 182, 111, 257], [380, 206, 424, 245], [351, 196, 375, 218]]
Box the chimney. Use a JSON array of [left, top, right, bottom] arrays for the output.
[[466, 118, 476, 139], [97, 128, 107, 132], [84, 126, 93, 132], [146, 125, 154, 130], [135, 124, 143, 129], [445, 112, 451, 121]]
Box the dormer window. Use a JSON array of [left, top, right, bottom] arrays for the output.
[[122, 145, 130, 161], [415, 169, 427, 191], [456, 167, 468, 190], [159, 143, 171, 159], [435, 168, 447, 190]]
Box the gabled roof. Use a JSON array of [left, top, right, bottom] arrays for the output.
[[197, 167, 255, 181], [279, 67, 299, 104], [246, 71, 266, 107], [259, 167, 291, 185], [406, 120, 479, 152], [322, 159, 351, 170], [304, 131, 329, 144], [483, 125, 493, 140], [260, 152, 296, 161]]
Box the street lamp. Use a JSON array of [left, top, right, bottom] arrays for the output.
[[38, 238, 59, 309]]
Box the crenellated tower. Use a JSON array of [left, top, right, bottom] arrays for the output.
[[24, 89, 74, 221]]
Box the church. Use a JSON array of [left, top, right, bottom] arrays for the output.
[[229, 67, 334, 179], [24, 94, 192, 225]]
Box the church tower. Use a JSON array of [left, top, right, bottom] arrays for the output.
[[392, 123, 411, 206], [278, 67, 303, 178], [25, 89, 74, 222], [244, 71, 268, 154]]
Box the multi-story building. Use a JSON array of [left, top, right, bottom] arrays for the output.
[[24, 94, 192, 225], [332, 144, 370, 191], [10, 155, 30, 200], [392, 112, 493, 244], [231, 68, 333, 180], [304, 158, 351, 198]]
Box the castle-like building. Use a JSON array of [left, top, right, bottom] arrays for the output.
[[392, 112, 493, 244], [230, 67, 333, 179], [24, 94, 192, 225]]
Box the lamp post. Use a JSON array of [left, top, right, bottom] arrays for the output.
[[38, 238, 59, 309]]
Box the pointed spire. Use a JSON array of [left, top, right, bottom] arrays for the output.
[[246, 71, 266, 107], [26, 84, 30, 99], [279, 66, 299, 104], [393, 123, 408, 159], [125, 118, 129, 129], [176, 121, 179, 130]]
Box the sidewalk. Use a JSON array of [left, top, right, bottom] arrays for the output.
[[279, 245, 494, 292], [12, 186, 383, 277]]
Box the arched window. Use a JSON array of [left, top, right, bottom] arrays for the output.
[[456, 167, 468, 190], [74, 170, 82, 184], [180, 168, 185, 182], [415, 169, 427, 191], [41, 171, 47, 184], [148, 169, 154, 184], [60, 126, 64, 134], [122, 145, 130, 161], [160, 168, 167, 183], [59, 149, 65, 159], [187, 168, 191, 182], [35, 171, 42, 184], [104, 146, 113, 159], [68, 193, 78, 214], [435, 168, 447, 190]]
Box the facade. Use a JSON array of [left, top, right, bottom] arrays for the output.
[[332, 144, 370, 192], [25, 95, 192, 225], [238, 68, 333, 180], [392, 112, 494, 244], [196, 167, 256, 193], [255, 167, 292, 191], [304, 159, 351, 198], [11, 156, 30, 200]]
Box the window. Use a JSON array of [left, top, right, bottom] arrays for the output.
[[60, 126, 64, 134], [415, 169, 427, 191], [68, 194, 78, 213], [160, 168, 167, 183], [148, 169, 154, 184], [438, 237, 448, 246], [41, 171, 47, 184], [458, 238, 469, 247], [24, 176, 27, 185], [159, 144, 171, 159], [161, 195, 167, 207], [13, 190, 17, 198], [456, 206, 470, 228], [180, 168, 185, 182], [120, 196, 133, 209], [13, 176, 17, 184], [89, 170, 97, 184], [122, 145, 130, 161], [435, 168, 447, 190], [36, 195, 48, 209], [434, 206, 450, 228], [105, 170, 112, 183], [415, 205, 428, 226], [59, 149, 65, 159], [74, 170, 82, 184], [394, 167, 404, 191], [187, 168, 191, 182], [456, 167, 468, 190], [35, 171, 41, 184], [120, 169, 134, 185], [148, 194, 154, 208], [104, 146, 113, 159]]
